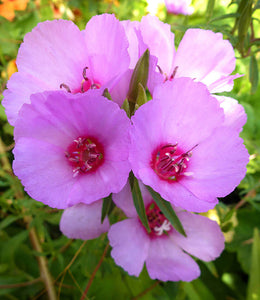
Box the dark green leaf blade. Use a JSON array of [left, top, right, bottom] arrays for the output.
[[136, 83, 148, 107], [206, 0, 215, 21], [102, 88, 112, 100], [101, 194, 114, 223], [127, 49, 150, 116], [249, 54, 259, 94], [247, 228, 260, 300], [131, 176, 151, 233], [146, 186, 186, 237]]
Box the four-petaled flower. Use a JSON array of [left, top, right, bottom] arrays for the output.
[[13, 90, 131, 209], [129, 78, 248, 212], [3, 14, 131, 125], [108, 181, 225, 281]]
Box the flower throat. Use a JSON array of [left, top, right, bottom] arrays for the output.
[[65, 136, 104, 177], [151, 143, 197, 181]]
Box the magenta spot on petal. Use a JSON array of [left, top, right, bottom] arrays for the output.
[[72, 79, 101, 94], [145, 202, 172, 238], [60, 66, 102, 94], [65, 136, 104, 177], [151, 143, 194, 182]]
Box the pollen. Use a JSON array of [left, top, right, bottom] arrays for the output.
[[65, 136, 104, 177]]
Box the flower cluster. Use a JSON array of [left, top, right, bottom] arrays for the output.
[[4, 14, 249, 282]]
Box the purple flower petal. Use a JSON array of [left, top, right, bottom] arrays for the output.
[[181, 127, 249, 200], [121, 20, 142, 69], [174, 29, 237, 92], [165, 0, 194, 15], [3, 15, 131, 125], [140, 15, 175, 76], [215, 95, 247, 131], [17, 20, 88, 88], [152, 79, 225, 148], [13, 90, 131, 208], [208, 74, 242, 93], [84, 14, 130, 89], [146, 236, 200, 282], [60, 201, 110, 240], [172, 212, 225, 261], [130, 78, 248, 211], [108, 218, 150, 276], [109, 186, 224, 281]]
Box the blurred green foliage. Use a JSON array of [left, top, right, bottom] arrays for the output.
[[0, 0, 259, 299]]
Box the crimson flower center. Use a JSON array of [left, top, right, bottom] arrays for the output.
[[65, 136, 104, 177], [146, 202, 171, 237], [151, 143, 194, 181]]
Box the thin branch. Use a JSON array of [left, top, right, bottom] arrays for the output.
[[0, 278, 41, 289], [57, 272, 66, 300], [55, 240, 87, 282], [68, 269, 84, 294], [36, 241, 87, 300], [80, 243, 110, 300], [27, 222, 57, 300], [235, 187, 257, 210], [132, 281, 160, 300]]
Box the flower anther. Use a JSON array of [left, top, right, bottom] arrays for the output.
[[151, 143, 197, 181], [65, 136, 104, 177], [157, 65, 178, 82], [60, 66, 101, 94]]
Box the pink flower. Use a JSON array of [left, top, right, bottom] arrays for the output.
[[13, 90, 131, 209], [108, 181, 225, 281], [3, 14, 130, 125], [60, 200, 110, 240], [164, 0, 194, 15], [129, 78, 249, 212], [123, 15, 241, 94]]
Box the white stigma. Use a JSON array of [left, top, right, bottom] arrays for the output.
[[154, 220, 171, 236]]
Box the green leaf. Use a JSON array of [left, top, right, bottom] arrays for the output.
[[101, 194, 115, 223], [221, 221, 233, 233], [237, 0, 253, 54], [136, 83, 148, 107], [247, 228, 260, 300], [1, 230, 29, 265], [183, 279, 216, 300], [222, 208, 236, 223], [121, 98, 130, 117], [226, 209, 260, 274], [206, 0, 215, 21], [253, 0, 260, 11], [131, 175, 150, 233], [209, 13, 240, 23], [249, 55, 259, 94], [102, 88, 112, 100], [127, 49, 150, 116], [146, 186, 186, 237], [0, 216, 22, 230]]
